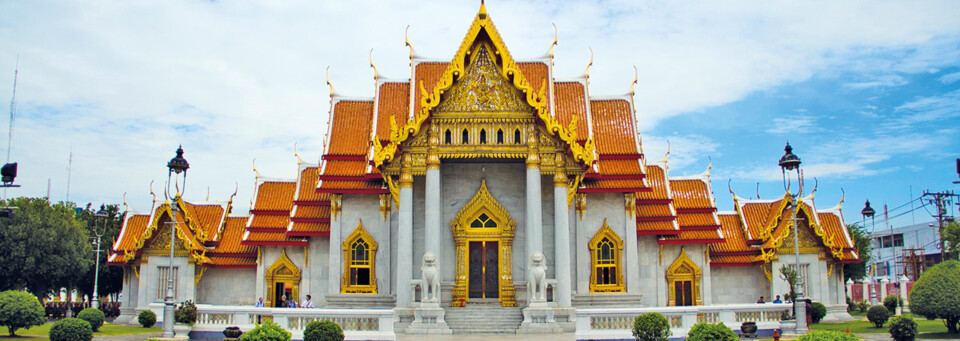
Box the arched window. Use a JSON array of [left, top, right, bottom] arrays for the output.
[[444, 129, 452, 145], [496, 129, 504, 144], [480, 129, 487, 144], [589, 220, 624, 293], [469, 213, 497, 228], [666, 248, 702, 306], [462, 129, 470, 144], [514, 129, 521, 144], [342, 220, 378, 294]]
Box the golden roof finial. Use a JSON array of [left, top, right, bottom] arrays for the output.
[[405, 25, 414, 62], [549, 23, 558, 59], [369, 48, 378, 82], [810, 177, 818, 196], [479, 0, 487, 19], [206, 186, 210, 201], [663, 139, 670, 164], [706, 156, 712, 177], [585, 47, 594, 78], [122, 192, 129, 212], [325, 66, 334, 98], [252, 158, 260, 181], [631, 65, 638, 95], [727, 179, 735, 196], [838, 188, 845, 209], [293, 142, 303, 164], [229, 182, 239, 205]]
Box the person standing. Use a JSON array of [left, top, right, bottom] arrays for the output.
[[255, 297, 265, 307], [285, 295, 297, 308], [301, 295, 315, 308]]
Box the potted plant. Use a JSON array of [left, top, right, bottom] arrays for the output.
[[740, 321, 758, 338], [174, 300, 197, 336], [223, 326, 243, 340]]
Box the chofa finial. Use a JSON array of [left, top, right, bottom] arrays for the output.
[[549, 23, 558, 59], [585, 47, 594, 78], [630, 65, 638, 95], [326, 66, 334, 98], [369, 48, 378, 82]]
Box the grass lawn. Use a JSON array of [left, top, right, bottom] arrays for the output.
[[810, 313, 958, 339], [1, 322, 159, 341]]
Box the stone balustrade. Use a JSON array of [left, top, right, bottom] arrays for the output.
[[147, 303, 395, 340], [575, 303, 792, 340]]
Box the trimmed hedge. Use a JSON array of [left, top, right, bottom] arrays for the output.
[[138, 310, 157, 328], [810, 302, 827, 323], [685, 322, 737, 341], [632, 312, 671, 341], [797, 330, 860, 341], [884, 295, 903, 313], [889, 315, 918, 341], [49, 318, 93, 341], [76, 308, 105, 332], [0, 290, 45, 336], [910, 260, 960, 333], [868, 305, 892, 328], [239, 320, 291, 341], [304, 320, 344, 341]]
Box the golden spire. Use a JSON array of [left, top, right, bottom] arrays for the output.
[[630, 65, 638, 95], [405, 25, 414, 62], [479, 0, 487, 19], [549, 23, 558, 59], [293, 142, 303, 164], [325, 66, 334, 97], [706, 156, 712, 177], [369, 48, 378, 82], [252, 158, 260, 181], [585, 47, 594, 78]]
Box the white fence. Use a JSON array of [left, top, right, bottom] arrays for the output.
[[575, 303, 792, 340], [147, 303, 395, 340]]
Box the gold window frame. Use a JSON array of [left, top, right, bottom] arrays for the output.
[[666, 247, 703, 306], [589, 219, 625, 293], [341, 220, 378, 294]]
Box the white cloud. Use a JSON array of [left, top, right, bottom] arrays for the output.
[[941, 71, 960, 84], [642, 134, 719, 173], [844, 74, 908, 89], [766, 115, 819, 134], [885, 89, 960, 129]]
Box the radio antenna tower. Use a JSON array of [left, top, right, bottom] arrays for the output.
[[4, 56, 19, 200]]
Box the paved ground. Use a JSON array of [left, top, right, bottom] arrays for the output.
[[397, 334, 576, 341], [93, 333, 161, 341]]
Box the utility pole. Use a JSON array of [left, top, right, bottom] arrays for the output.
[[922, 190, 959, 262]]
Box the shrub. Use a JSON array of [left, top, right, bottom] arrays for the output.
[[797, 330, 860, 341], [884, 295, 903, 313], [810, 302, 827, 323], [304, 320, 344, 341], [631, 312, 671, 341], [889, 315, 918, 341], [49, 318, 93, 341], [910, 260, 960, 333], [846, 296, 856, 312], [0, 290, 46, 336], [857, 300, 870, 313], [76, 308, 105, 332], [138, 310, 157, 328], [175, 300, 197, 325], [685, 322, 736, 341], [868, 305, 892, 328], [239, 320, 291, 341]]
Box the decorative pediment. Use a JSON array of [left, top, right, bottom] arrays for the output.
[[435, 44, 532, 114], [452, 179, 516, 236], [758, 196, 846, 262]]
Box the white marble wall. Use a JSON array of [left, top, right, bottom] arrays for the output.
[[196, 268, 256, 305], [656, 244, 709, 306], [573, 192, 629, 295], [259, 246, 306, 302], [339, 193, 393, 295], [710, 266, 767, 304], [637, 235, 661, 306], [137, 255, 195, 308], [306, 236, 331, 303]]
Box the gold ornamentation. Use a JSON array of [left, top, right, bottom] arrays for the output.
[[589, 220, 625, 293], [379, 194, 391, 221], [624, 193, 636, 216], [575, 193, 587, 220], [435, 44, 531, 113], [330, 194, 342, 220], [450, 180, 516, 307], [759, 195, 846, 263], [195, 266, 207, 285], [554, 153, 567, 185], [265, 249, 301, 308], [371, 3, 595, 169], [341, 220, 378, 294], [666, 247, 703, 306]]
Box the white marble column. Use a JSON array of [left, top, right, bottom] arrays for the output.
[[863, 278, 873, 304], [899, 275, 909, 313], [328, 194, 343, 295], [526, 154, 543, 271], [624, 193, 640, 294], [880, 277, 889, 302], [553, 155, 572, 308], [425, 127, 441, 270], [395, 161, 414, 308]]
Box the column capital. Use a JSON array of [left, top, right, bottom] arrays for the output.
[[554, 153, 567, 186], [400, 153, 414, 187]]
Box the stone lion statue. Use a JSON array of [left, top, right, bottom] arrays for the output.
[[421, 252, 441, 303], [529, 251, 547, 302]]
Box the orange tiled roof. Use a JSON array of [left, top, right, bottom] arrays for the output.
[[597, 160, 645, 177], [635, 165, 679, 234], [659, 229, 723, 244], [248, 215, 289, 230], [710, 255, 761, 266], [589, 99, 638, 155], [319, 160, 367, 177], [211, 216, 257, 256], [317, 180, 387, 193], [181, 202, 225, 243], [739, 200, 780, 241], [413, 62, 448, 117], [518, 62, 550, 115], [676, 212, 721, 229], [553, 82, 589, 142], [292, 205, 330, 220], [670, 179, 715, 209], [581, 179, 647, 192], [114, 214, 151, 252], [711, 213, 755, 255], [242, 230, 307, 246], [288, 222, 331, 236], [818, 211, 854, 250], [374, 82, 411, 142], [252, 181, 296, 212], [294, 167, 325, 202], [327, 100, 375, 156], [206, 256, 257, 268]]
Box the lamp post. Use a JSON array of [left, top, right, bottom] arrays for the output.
[[778, 142, 807, 333], [162, 146, 189, 338], [91, 205, 108, 309], [861, 201, 876, 281]]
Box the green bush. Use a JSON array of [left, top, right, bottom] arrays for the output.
[[76, 308, 105, 332], [303, 320, 344, 341], [846, 296, 856, 312], [868, 305, 892, 328], [685, 322, 736, 341], [909, 260, 960, 333], [631, 312, 671, 341], [49, 318, 93, 341], [138, 310, 157, 328], [857, 300, 870, 313], [888, 315, 918, 341], [0, 290, 46, 336], [239, 320, 291, 341], [884, 295, 903, 313], [175, 300, 197, 325], [810, 302, 827, 323], [797, 330, 860, 341]]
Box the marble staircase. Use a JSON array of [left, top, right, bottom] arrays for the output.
[[444, 304, 523, 334]]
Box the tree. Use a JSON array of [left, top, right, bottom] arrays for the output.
[[942, 221, 960, 261], [74, 203, 125, 300], [0, 198, 92, 298], [0, 290, 46, 336], [909, 260, 960, 334], [844, 223, 873, 281]]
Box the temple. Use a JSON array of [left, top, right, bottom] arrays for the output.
[[108, 3, 858, 336]]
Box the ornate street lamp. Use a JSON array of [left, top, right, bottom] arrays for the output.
[[779, 142, 807, 334], [91, 205, 108, 309], [162, 146, 189, 338]]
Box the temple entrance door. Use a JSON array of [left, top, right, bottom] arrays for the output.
[[468, 241, 499, 299], [273, 282, 294, 307]]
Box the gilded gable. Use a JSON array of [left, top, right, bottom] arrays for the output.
[[435, 44, 532, 114]]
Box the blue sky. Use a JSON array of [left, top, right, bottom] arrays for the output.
[[0, 1, 958, 232]]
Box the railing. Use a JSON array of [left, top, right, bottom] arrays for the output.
[[575, 303, 792, 340], [147, 303, 395, 340]]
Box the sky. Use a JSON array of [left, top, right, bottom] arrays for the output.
[[1, 0, 959, 234]]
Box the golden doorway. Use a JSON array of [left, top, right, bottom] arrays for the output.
[[451, 180, 516, 307], [265, 249, 301, 307]]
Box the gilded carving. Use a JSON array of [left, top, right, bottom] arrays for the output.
[[265, 249, 301, 307], [341, 220, 378, 294], [435, 44, 531, 113], [450, 180, 516, 307], [588, 220, 625, 293], [666, 247, 703, 306]]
